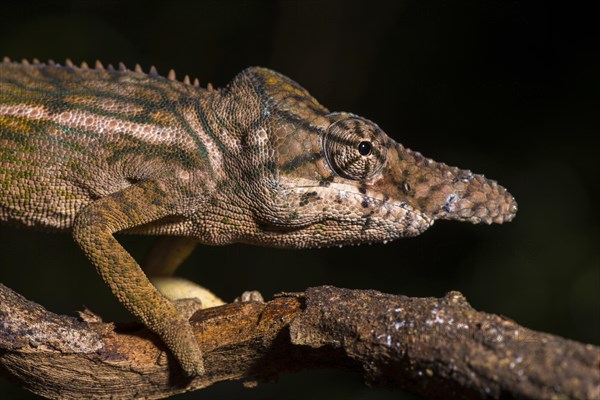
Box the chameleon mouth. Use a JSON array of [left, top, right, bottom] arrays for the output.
[[279, 177, 433, 235]]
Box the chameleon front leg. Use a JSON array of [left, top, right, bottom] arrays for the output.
[[143, 237, 226, 308], [73, 180, 204, 376]]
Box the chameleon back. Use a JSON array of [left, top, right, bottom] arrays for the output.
[[0, 61, 209, 230]]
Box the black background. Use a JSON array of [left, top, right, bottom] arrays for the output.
[[0, 1, 597, 399]]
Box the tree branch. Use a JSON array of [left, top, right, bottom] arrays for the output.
[[0, 283, 598, 399]]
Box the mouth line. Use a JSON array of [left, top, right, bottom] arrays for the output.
[[284, 182, 428, 218]]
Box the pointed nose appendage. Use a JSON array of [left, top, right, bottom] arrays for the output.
[[391, 143, 518, 225]]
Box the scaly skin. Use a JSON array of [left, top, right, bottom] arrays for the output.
[[0, 58, 517, 375]]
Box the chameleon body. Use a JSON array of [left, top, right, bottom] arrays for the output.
[[0, 58, 517, 375]]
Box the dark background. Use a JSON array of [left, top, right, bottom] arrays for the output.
[[0, 1, 597, 399]]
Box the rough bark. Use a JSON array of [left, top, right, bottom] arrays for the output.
[[0, 283, 598, 399]]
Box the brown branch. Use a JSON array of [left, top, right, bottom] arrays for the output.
[[0, 283, 598, 399]]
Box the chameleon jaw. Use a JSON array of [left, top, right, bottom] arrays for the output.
[[248, 177, 434, 249]]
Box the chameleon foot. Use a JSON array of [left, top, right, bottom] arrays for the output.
[[161, 317, 205, 376], [172, 298, 204, 321], [234, 290, 265, 303]]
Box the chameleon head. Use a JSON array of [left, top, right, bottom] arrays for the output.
[[225, 68, 517, 248], [321, 113, 518, 225]]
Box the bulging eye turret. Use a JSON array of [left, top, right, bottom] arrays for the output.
[[323, 116, 387, 180]]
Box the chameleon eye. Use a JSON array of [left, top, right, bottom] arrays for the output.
[[323, 117, 387, 180], [358, 141, 372, 156]]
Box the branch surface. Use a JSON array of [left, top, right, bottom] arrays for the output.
[[0, 283, 598, 399]]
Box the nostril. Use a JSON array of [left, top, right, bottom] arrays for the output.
[[443, 193, 458, 213]]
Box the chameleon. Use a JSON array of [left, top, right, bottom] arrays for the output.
[[0, 57, 517, 376]]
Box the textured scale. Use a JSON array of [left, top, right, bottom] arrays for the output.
[[0, 58, 517, 375]]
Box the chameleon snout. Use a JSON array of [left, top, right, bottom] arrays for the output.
[[434, 174, 518, 224], [389, 143, 518, 225]]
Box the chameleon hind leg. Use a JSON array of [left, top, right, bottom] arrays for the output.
[[73, 180, 204, 376], [143, 237, 263, 305], [143, 236, 197, 277], [143, 237, 225, 309]]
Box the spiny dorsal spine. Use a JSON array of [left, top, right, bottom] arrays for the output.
[[1, 56, 214, 91]]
